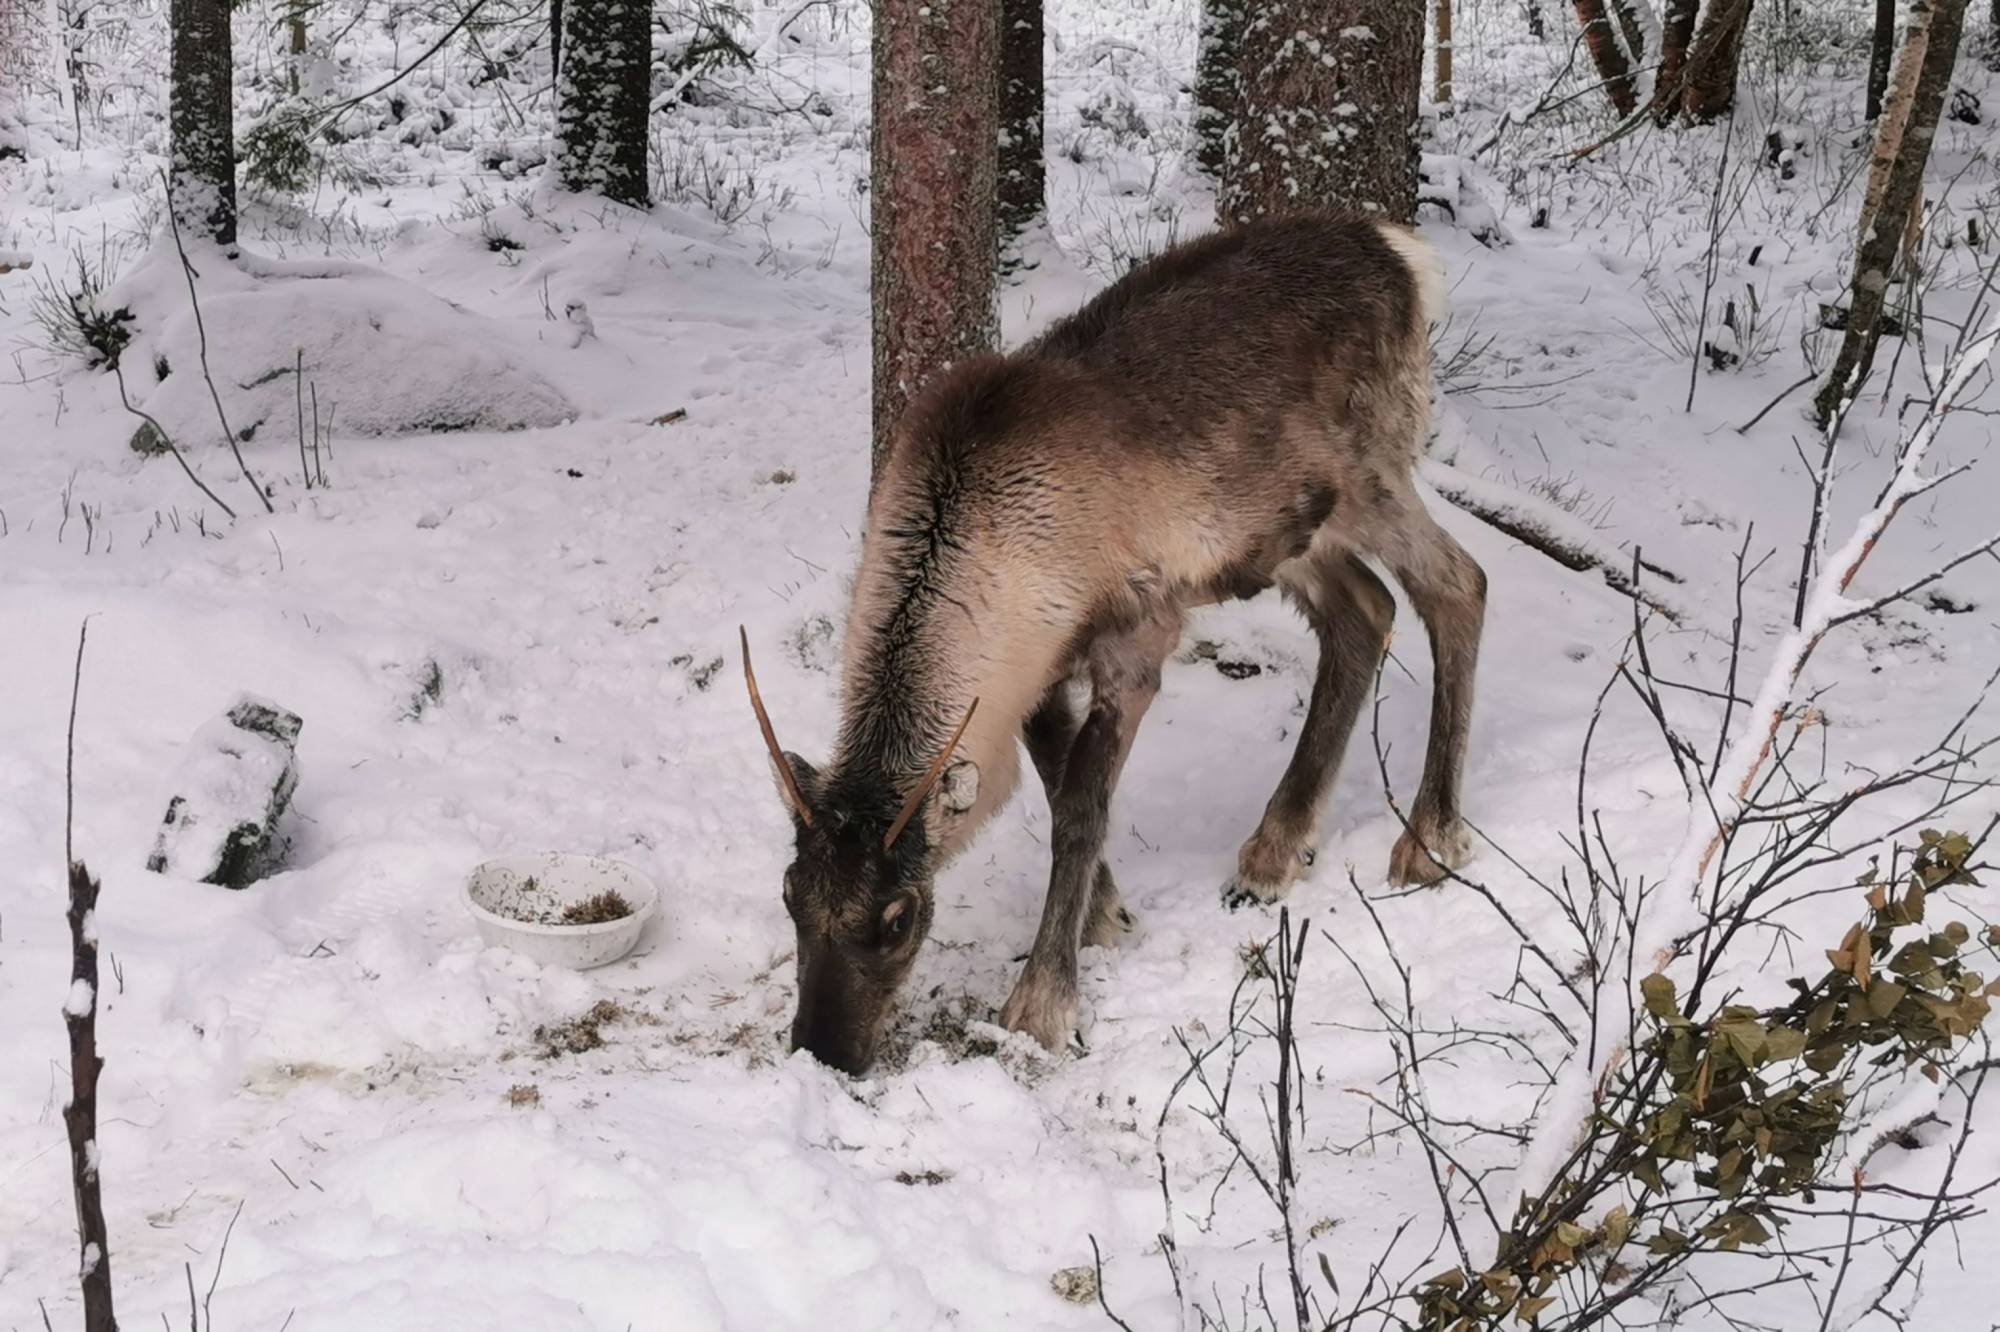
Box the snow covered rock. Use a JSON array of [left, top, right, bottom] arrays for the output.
[[145, 695, 304, 889], [115, 246, 575, 452]]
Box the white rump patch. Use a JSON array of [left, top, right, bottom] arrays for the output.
[[1375, 222, 1448, 331]]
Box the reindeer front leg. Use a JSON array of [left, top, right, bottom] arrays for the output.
[[1002, 613, 1178, 1050]]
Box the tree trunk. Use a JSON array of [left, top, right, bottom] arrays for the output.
[[1858, 0, 1931, 244], [1610, 0, 1650, 77], [1526, 0, 1546, 37], [169, 0, 237, 245], [0, 0, 37, 158], [1866, 0, 1896, 118], [997, 0, 1044, 237], [1435, 0, 1453, 103], [1220, 0, 1424, 225], [1812, 0, 1968, 427], [289, 6, 306, 94], [1194, 0, 1245, 178], [550, 0, 563, 96], [556, 0, 650, 208], [870, 0, 999, 479], [1679, 0, 1752, 121], [1653, 0, 1698, 121], [1572, 0, 1639, 116]]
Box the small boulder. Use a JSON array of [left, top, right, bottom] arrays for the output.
[[146, 695, 303, 888]]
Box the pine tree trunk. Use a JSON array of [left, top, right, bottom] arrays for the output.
[[169, 0, 237, 245], [556, 0, 650, 208], [1194, 0, 1245, 178], [1220, 0, 1423, 224], [1572, 0, 1639, 116], [1679, 0, 1752, 121], [1866, 0, 1896, 118], [1435, 0, 1454, 103], [870, 0, 999, 480], [997, 0, 1044, 237], [1653, 0, 1698, 121], [1812, 0, 1968, 427]]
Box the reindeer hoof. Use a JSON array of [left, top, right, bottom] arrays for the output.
[[1000, 974, 1079, 1052], [1222, 875, 1285, 910], [1225, 838, 1315, 909], [1387, 822, 1471, 887]]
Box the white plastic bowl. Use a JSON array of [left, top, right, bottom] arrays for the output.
[[464, 853, 659, 970]]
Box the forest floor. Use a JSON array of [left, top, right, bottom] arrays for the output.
[[3, 2, 1999, 1329]]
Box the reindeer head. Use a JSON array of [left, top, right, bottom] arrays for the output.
[[741, 629, 978, 1074]]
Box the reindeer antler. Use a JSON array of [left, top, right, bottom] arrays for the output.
[[741, 627, 814, 827], [883, 698, 980, 851]]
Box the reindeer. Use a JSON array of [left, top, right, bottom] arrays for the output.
[[742, 210, 1485, 1075]]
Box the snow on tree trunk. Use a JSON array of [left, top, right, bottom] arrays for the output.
[[169, 0, 237, 245], [1867, 0, 1897, 118], [998, 0, 1044, 238], [1194, 0, 1246, 178], [1813, 0, 1968, 427], [556, 0, 650, 208], [1612, 0, 1659, 105], [1679, 0, 1752, 121], [1653, 0, 1698, 121], [1571, 0, 1639, 116], [1220, 0, 1423, 225], [146, 695, 303, 888], [869, 0, 999, 481]]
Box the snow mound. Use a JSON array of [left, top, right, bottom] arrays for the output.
[[145, 693, 303, 888], [117, 244, 575, 447]]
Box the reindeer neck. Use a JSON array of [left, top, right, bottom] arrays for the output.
[[827, 527, 1070, 839]]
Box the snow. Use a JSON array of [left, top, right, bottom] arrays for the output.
[[4, 1, 2000, 1330], [63, 978, 95, 1018], [110, 244, 578, 449]]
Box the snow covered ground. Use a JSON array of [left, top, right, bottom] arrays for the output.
[[4, 2, 1999, 1328]]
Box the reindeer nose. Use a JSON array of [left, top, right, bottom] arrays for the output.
[[792, 1023, 874, 1076]]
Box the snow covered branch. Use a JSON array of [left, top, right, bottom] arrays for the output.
[[1420, 459, 1687, 621], [1514, 306, 2000, 1203]]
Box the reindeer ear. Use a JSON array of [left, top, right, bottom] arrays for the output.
[[937, 759, 980, 815], [771, 751, 820, 821]]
